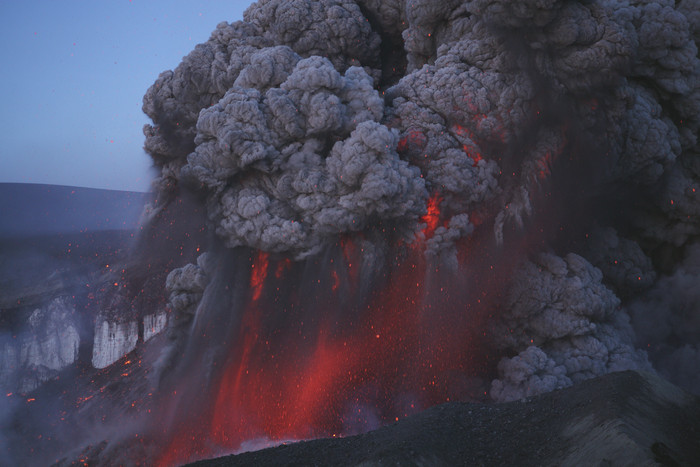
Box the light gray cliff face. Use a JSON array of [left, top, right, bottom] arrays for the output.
[[0, 296, 80, 393], [90, 313, 169, 368], [143, 312, 168, 342], [1, 303, 169, 388], [1, 283, 171, 386], [22, 299, 80, 371], [90, 311, 169, 369], [0, 261, 171, 391], [91, 320, 139, 369]]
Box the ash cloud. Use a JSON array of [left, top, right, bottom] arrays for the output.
[[627, 243, 700, 393], [137, 0, 700, 406], [490, 252, 650, 402], [146, 26, 426, 258]]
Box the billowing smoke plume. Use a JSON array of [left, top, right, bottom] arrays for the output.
[[141, 0, 699, 405], [491, 252, 650, 401], [8, 0, 696, 464]]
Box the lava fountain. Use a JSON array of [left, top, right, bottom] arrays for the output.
[[152, 202, 509, 465]]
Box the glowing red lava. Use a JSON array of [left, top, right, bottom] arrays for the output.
[[397, 130, 427, 153], [250, 251, 269, 302], [155, 197, 494, 466], [420, 193, 443, 240]]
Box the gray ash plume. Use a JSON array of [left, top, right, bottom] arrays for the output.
[[142, 0, 699, 402]]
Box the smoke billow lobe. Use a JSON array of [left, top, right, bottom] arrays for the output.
[[137, 0, 700, 451]]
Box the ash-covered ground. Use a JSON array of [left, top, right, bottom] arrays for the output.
[[185, 371, 700, 467], [2, 0, 700, 465]]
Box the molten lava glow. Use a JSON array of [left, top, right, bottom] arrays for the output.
[[250, 251, 269, 301], [397, 130, 427, 153], [451, 123, 474, 141], [420, 193, 443, 239], [464, 145, 483, 166], [331, 269, 340, 291], [340, 235, 361, 286], [155, 236, 492, 466], [537, 151, 554, 181], [275, 258, 292, 279]]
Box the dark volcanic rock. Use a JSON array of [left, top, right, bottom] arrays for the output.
[[187, 371, 700, 467]]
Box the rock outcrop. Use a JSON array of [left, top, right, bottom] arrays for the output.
[[0, 219, 172, 393], [91, 320, 139, 369], [0, 297, 80, 393], [143, 312, 168, 342]]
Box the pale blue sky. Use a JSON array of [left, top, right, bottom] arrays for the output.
[[0, 1, 250, 192]]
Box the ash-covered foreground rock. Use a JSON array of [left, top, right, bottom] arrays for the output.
[[187, 371, 700, 467]]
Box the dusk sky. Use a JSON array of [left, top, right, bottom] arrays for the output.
[[0, 1, 250, 192]]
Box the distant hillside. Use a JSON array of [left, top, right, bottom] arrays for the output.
[[0, 183, 152, 238]]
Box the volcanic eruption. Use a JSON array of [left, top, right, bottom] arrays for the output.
[[5, 0, 700, 465]]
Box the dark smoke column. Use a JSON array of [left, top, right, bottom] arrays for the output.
[[138, 0, 700, 462]]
